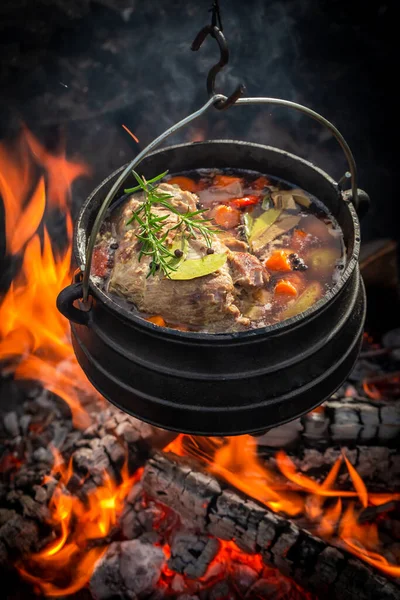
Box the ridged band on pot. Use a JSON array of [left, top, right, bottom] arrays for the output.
[[56, 141, 366, 435]]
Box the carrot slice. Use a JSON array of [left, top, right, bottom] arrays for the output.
[[230, 195, 260, 209], [275, 279, 298, 296], [213, 174, 243, 187], [213, 205, 241, 229], [251, 176, 271, 189], [147, 315, 166, 327], [167, 176, 198, 192], [294, 228, 307, 237], [265, 250, 292, 272]]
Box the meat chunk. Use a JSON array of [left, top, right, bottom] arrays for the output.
[[228, 252, 269, 289], [218, 232, 249, 252], [115, 183, 198, 236], [108, 184, 244, 328]]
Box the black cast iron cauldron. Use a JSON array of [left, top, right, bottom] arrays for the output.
[[57, 139, 367, 436]]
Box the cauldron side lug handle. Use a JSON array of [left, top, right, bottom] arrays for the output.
[[343, 188, 371, 221], [57, 282, 91, 326]]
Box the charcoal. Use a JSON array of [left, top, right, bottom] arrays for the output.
[[18, 494, 50, 521], [209, 581, 232, 600], [120, 505, 142, 540], [382, 328, 400, 349], [90, 539, 165, 600], [231, 564, 259, 594], [33, 485, 47, 504], [32, 447, 53, 464], [0, 508, 15, 526], [245, 578, 291, 599], [72, 445, 109, 477], [19, 414, 31, 434], [170, 574, 187, 594], [257, 396, 400, 449], [0, 512, 39, 555], [3, 411, 19, 437], [51, 422, 69, 448], [101, 434, 125, 468], [168, 532, 220, 578]]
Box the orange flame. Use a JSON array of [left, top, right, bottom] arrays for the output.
[[0, 129, 96, 427], [17, 446, 142, 596]]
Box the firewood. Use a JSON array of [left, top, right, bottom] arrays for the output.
[[143, 452, 400, 600]]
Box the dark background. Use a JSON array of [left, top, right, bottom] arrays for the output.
[[0, 0, 397, 244]]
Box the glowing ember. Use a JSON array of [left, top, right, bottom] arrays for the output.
[[122, 124, 140, 144]]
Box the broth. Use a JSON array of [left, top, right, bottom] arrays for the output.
[[92, 168, 345, 333]]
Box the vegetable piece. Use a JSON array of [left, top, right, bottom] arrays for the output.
[[248, 208, 282, 243], [281, 282, 323, 319], [292, 189, 312, 208], [300, 215, 331, 242], [294, 228, 307, 237], [261, 191, 272, 210], [169, 252, 227, 280], [271, 190, 297, 210], [251, 176, 271, 189], [251, 215, 300, 252], [213, 205, 241, 229], [213, 174, 243, 187], [274, 279, 298, 296], [92, 246, 110, 278], [147, 315, 166, 327], [230, 195, 260, 209], [265, 250, 292, 272], [306, 247, 341, 277], [243, 211, 254, 239], [167, 176, 198, 192]]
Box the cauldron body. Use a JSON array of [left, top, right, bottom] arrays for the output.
[[59, 141, 366, 435]]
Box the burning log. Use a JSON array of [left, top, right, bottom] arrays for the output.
[[257, 396, 400, 449], [143, 452, 400, 600]]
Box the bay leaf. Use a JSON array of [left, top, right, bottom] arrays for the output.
[[271, 190, 297, 210], [251, 215, 300, 252], [281, 282, 323, 319], [169, 252, 227, 280], [249, 208, 282, 244]]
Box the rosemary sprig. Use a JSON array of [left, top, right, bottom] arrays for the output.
[[125, 170, 217, 278]]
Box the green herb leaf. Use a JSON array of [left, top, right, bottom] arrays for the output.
[[124, 170, 169, 194], [169, 253, 227, 280], [249, 209, 282, 243]]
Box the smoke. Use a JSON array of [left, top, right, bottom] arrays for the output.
[[0, 0, 396, 241]]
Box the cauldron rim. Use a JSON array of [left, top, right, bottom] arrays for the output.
[[75, 140, 360, 340]]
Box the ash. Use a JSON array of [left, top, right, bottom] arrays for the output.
[[1, 330, 400, 599]]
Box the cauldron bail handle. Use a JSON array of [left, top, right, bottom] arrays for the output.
[[82, 94, 361, 303]]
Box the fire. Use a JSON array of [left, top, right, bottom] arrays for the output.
[[0, 129, 96, 428], [16, 449, 141, 596], [202, 436, 400, 578], [1, 127, 400, 597]]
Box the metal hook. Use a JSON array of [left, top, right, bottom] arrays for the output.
[[191, 24, 245, 110]]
